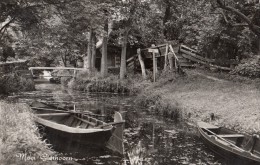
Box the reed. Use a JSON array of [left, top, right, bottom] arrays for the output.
[[136, 92, 182, 121]]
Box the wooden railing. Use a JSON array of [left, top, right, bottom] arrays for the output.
[[29, 67, 85, 78], [179, 45, 233, 71]]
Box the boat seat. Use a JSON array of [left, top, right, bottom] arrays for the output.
[[73, 116, 96, 126], [218, 134, 244, 138], [37, 113, 70, 116]]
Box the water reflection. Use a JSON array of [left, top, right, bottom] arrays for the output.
[[12, 84, 227, 165]]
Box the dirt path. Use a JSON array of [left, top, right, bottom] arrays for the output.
[[186, 69, 229, 83]]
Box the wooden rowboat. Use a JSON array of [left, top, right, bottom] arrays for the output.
[[197, 121, 260, 165], [31, 101, 125, 154]]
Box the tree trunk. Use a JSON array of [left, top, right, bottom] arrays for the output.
[[91, 32, 97, 70], [164, 44, 169, 70], [137, 48, 146, 79], [101, 22, 108, 78], [120, 29, 129, 79], [169, 55, 173, 69], [96, 21, 114, 49], [257, 35, 260, 55], [84, 29, 93, 72], [163, 0, 171, 40]]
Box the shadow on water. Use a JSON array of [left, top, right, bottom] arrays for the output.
[[12, 83, 228, 165]]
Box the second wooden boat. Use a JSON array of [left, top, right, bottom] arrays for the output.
[[197, 121, 260, 165]]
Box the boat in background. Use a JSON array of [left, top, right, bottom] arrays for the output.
[[30, 101, 125, 155], [197, 121, 260, 165]]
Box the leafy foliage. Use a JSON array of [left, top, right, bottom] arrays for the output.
[[232, 55, 260, 78]]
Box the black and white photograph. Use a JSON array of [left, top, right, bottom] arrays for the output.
[[0, 0, 260, 164]]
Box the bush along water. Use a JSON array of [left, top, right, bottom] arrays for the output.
[[61, 70, 139, 94], [0, 73, 35, 95], [135, 92, 182, 122]]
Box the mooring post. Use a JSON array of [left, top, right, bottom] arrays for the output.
[[73, 69, 76, 79], [30, 68, 34, 77], [152, 44, 157, 82], [164, 44, 169, 70]]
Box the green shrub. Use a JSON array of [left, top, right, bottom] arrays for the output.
[[232, 55, 260, 78], [64, 70, 139, 94], [136, 92, 182, 121], [0, 73, 35, 94]]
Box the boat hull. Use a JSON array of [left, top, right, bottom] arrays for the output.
[[198, 125, 260, 165], [37, 122, 113, 150]]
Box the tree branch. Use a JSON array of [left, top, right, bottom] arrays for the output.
[[216, 0, 260, 35], [216, 0, 252, 25], [0, 17, 16, 34], [211, 11, 249, 27]]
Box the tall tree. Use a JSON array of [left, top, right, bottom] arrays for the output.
[[91, 31, 97, 69], [101, 20, 108, 77], [120, 27, 130, 79], [215, 0, 260, 54], [117, 0, 154, 79], [84, 29, 93, 71]]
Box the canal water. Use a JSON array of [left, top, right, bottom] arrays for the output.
[[12, 83, 226, 165]]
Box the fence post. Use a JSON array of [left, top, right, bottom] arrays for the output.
[[152, 44, 157, 82], [137, 48, 147, 79], [164, 44, 169, 71]]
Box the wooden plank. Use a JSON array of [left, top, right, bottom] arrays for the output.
[[37, 113, 70, 116], [148, 48, 159, 53], [142, 44, 168, 51], [33, 75, 73, 78], [73, 116, 96, 126], [64, 116, 75, 126], [153, 51, 157, 82], [198, 122, 219, 129], [29, 67, 85, 71], [218, 134, 244, 138], [164, 44, 169, 70], [210, 64, 231, 71], [71, 119, 79, 127], [180, 49, 213, 63], [126, 56, 135, 63], [169, 45, 179, 61], [180, 44, 197, 53], [79, 122, 89, 129], [182, 53, 209, 65]]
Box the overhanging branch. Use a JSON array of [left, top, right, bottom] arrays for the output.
[[0, 17, 16, 34], [216, 0, 251, 24], [216, 0, 260, 35]]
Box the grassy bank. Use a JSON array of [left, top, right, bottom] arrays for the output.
[[0, 102, 57, 165], [135, 69, 260, 134], [0, 73, 35, 95]]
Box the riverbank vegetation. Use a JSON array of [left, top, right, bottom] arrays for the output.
[[134, 69, 260, 134], [61, 70, 144, 94], [0, 73, 35, 95], [0, 101, 57, 165]]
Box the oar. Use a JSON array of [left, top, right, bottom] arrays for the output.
[[31, 107, 105, 117]]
